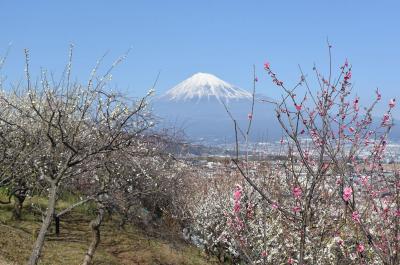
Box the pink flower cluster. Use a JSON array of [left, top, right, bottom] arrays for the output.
[[382, 113, 390, 126], [292, 205, 301, 213], [343, 186, 353, 202], [340, 59, 352, 90], [295, 104, 302, 111], [360, 175, 369, 186], [230, 184, 246, 232], [357, 243, 365, 253], [234, 184, 242, 213], [264, 61, 283, 86], [292, 186, 302, 199], [352, 211, 361, 223]]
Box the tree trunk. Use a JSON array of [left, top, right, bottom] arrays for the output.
[[299, 217, 307, 265], [54, 214, 60, 236], [299, 206, 309, 265], [27, 183, 58, 265], [82, 206, 105, 265], [54, 196, 93, 236], [118, 214, 127, 230], [12, 194, 25, 220]]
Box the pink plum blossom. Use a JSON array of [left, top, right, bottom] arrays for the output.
[[292, 186, 302, 199], [233, 185, 242, 213], [360, 175, 368, 186], [343, 187, 353, 202], [382, 113, 390, 125], [293, 205, 301, 213], [357, 243, 365, 253], [352, 211, 361, 223]]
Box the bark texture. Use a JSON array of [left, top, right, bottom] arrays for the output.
[[82, 206, 105, 265], [27, 183, 57, 265]]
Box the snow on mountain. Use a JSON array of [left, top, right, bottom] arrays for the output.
[[154, 72, 280, 143], [163, 72, 252, 102]]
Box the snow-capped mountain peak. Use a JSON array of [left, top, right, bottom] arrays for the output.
[[164, 72, 252, 101]]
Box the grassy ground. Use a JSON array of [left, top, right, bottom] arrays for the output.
[[0, 194, 218, 265]]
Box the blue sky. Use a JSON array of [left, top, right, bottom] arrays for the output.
[[1, 1, 399, 116]]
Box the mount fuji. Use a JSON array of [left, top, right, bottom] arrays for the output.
[[154, 73, 281, 143], [163, 72, 252, 102]]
